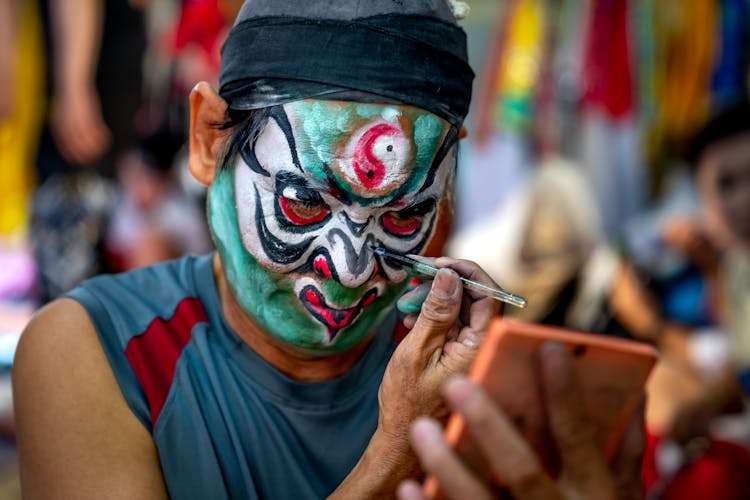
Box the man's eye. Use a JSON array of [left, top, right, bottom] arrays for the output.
[[381, 211, 424, 236], [279, 196, 331, 225], [381, 199, 435, 236]]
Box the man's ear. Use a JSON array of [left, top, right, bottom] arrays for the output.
[[189, 82, 229, 186], [459, 126, 468, 140]]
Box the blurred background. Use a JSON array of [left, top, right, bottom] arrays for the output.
[[1, 0, 750, 498]]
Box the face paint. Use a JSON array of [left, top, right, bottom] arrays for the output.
[[209, 99, 456, 355]]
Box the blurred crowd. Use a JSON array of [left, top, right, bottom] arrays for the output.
[[448, 1, 750, 499], [0, 0, 232, 306], [1, 0, 750, 499]]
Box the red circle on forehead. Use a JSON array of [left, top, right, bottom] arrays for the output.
[[353, 123, 402, 189]]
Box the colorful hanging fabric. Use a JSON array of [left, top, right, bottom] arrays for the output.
[[711, 0, 750, 106], [651, 0, 717, 146], [476, 0, 548, 137], [0, 0, 44, 240], [581, 0, 634, 119]]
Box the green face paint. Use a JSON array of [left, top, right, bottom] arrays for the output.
[[208, 99, 455, 355], [210, 166, 409, 354], [288, 101, 447, 205]]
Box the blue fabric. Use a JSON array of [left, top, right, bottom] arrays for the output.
[[67, 254, 399, 499], [738, 367, 750, 396], [711, 0, 750, 105]]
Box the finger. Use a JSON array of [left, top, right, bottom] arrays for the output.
[[405, 268, 462, 356], [409, 418, 494, 500], [403, 314, 418, 329], [428, 258, 500, 345], [398, 282, 432, 315], [409, 255, 501, 303], [451, 296, 499, 351], [467, 296, 499, 332], [444, 377, 561, 500], [539, 342, 614, 493], [612, 394, 646, 500], [397, 480, 425, 500], [433, 257, 501, 302], [459, 294, 472, 326]]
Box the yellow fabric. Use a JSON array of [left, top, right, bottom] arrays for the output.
[[493, 0, 547, 133], [648, 0, 717, 156], [0, 1, 44, 239]]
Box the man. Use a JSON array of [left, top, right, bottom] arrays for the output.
[[13, 1, 643, 498]]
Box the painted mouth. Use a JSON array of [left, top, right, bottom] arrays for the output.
[[299, 285, 378, 342]]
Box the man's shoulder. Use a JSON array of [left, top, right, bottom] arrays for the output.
[[70, 255, 211, 317], [60, 254, 215, 356], [82, 254, 207, 292], [14, 298, 106, 398], [13, 297, 170, 499]]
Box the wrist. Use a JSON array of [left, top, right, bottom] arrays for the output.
[[329, 427, 419, 499], [55, 78, 96, 102]]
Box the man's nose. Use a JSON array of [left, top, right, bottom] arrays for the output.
[[323, 226, 378, 288], [338, 211, 372, 238]]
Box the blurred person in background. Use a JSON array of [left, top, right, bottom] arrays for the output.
[[635, 99, 750, 500], [30, 0, 147, 302], [448, 111, 750, 498], [449, 158, 638, 338], [142, 0, 242, 139], [105, 127, 212, 271]]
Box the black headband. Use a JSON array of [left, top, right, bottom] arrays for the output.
[[219, 14, 474, 127]]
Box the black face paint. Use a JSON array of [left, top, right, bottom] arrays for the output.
[[254, 185, 315, 264]]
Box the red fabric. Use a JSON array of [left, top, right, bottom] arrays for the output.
[[392, 320, 410, 343], [642, 431, 750, 500], [581, 0, 634, 118], [174, 0, 227, 55], [125, 298, 208, 427]]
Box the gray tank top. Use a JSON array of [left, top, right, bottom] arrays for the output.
[[67, 254, 401, 499]]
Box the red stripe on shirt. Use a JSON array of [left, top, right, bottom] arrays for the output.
[[125, 297, 208, 427]]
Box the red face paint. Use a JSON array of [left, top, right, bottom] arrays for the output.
[[279, 196, 330, 225], [313, 254, 333, 278], [381, 212, 423, 236], [352, 123, 402, 189]]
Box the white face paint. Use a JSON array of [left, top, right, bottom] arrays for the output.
[[209, 99, 457, 352]]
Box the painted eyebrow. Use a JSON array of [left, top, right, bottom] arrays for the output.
[[275, 171, 323, 201], [384, 195, 436, 211], [417, 125, 458, 195], [267, 106, 304, 173]]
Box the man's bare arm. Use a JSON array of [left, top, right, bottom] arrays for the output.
[[48, 0, 111, 164], [13, 298, 168, 499], [0, 0, 19, 119]]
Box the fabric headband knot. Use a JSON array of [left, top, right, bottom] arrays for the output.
[[219, 14, 475, 127]]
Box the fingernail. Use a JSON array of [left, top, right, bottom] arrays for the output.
[[432, 268, 458, 298], [461, 336, 476, 347]]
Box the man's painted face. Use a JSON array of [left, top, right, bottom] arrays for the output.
[[209, 99, 456, 354]]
